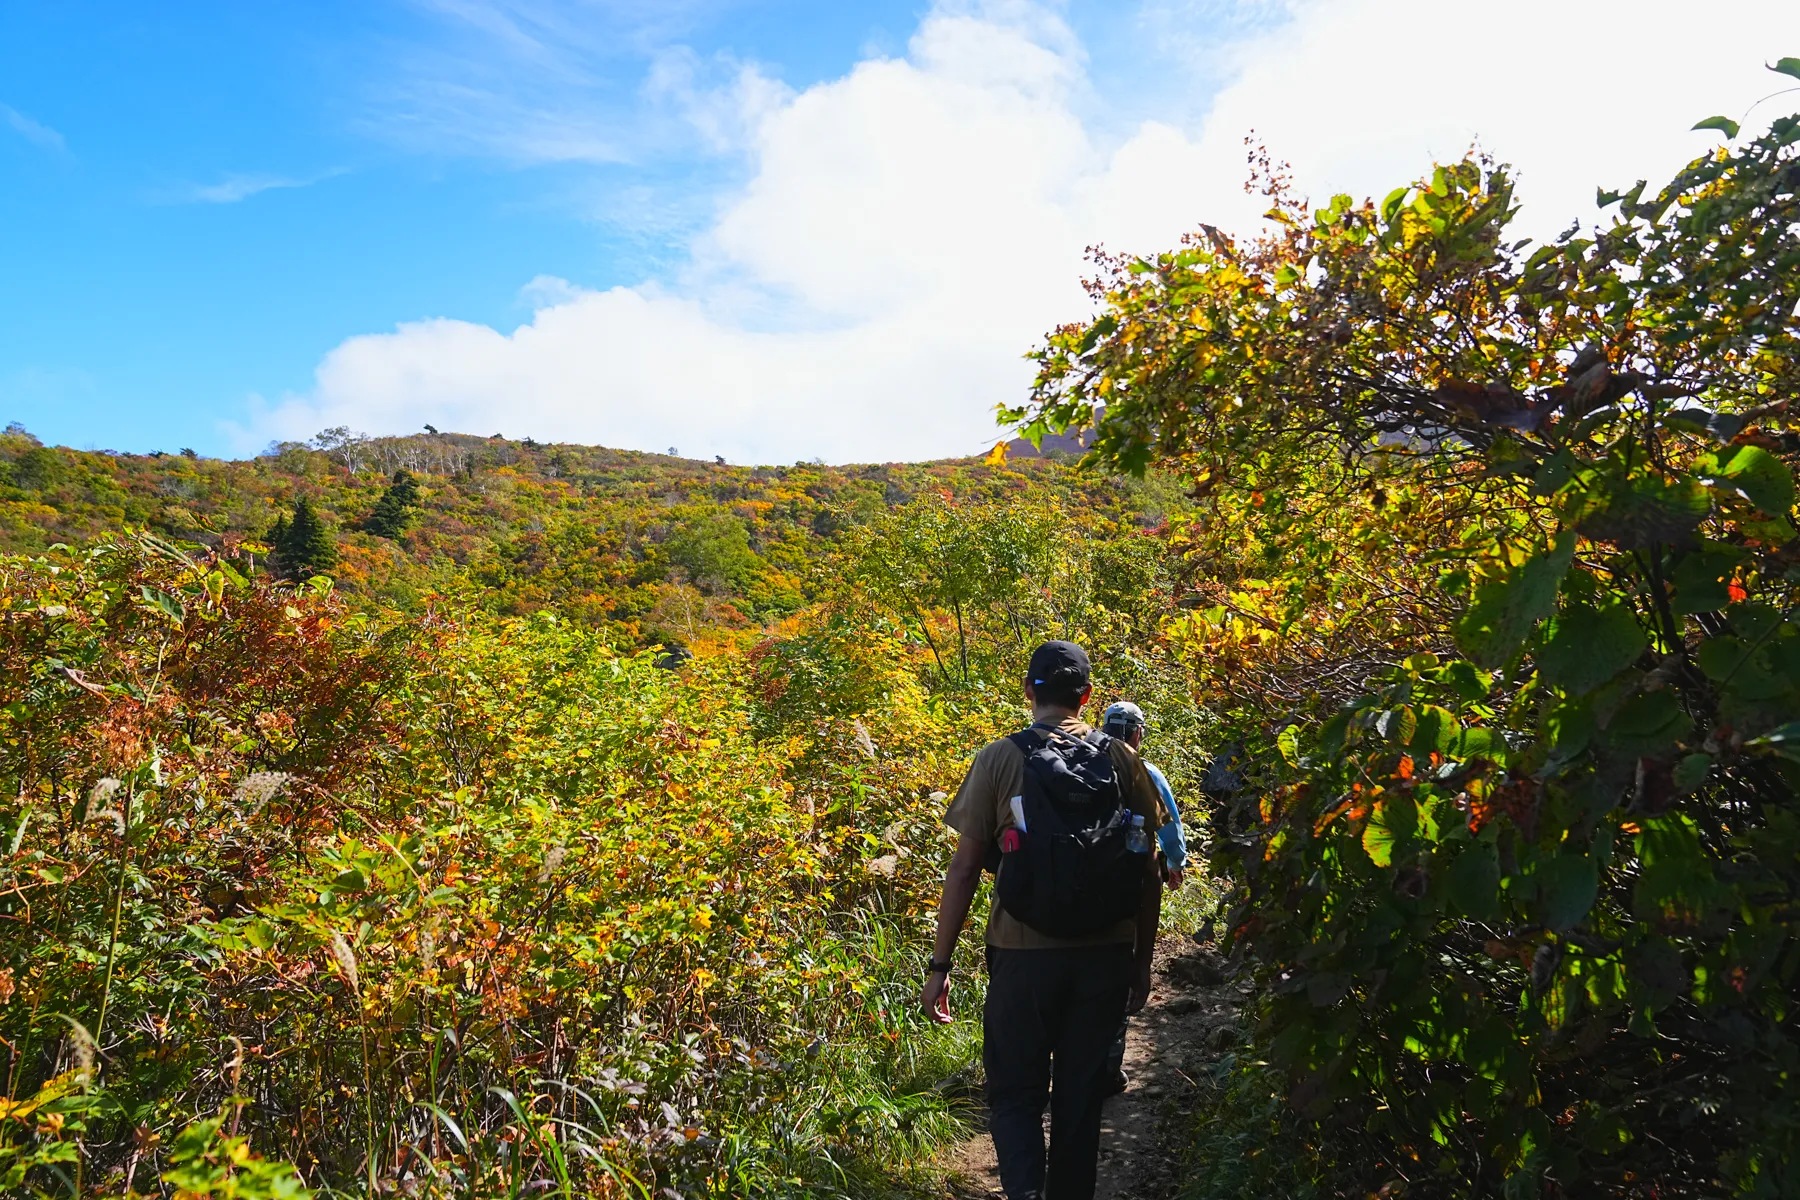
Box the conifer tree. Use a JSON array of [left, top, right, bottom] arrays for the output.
[[273, 496, 337, 579], [362, 469, 420, 539], [265, 512, 290, 568]]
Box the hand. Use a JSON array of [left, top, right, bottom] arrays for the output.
[[1165, 865, 1185, 891], [1125, 969, 1152, 1016], [920, 971, 953, 1023]]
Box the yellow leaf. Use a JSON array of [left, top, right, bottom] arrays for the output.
[[984, 441, 1008, 466]]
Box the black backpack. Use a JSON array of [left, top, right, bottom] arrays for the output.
[[993, 725, 1148, 938]]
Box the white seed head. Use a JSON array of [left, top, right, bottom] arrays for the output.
[[536, 844, 566, 884], [330, 933, 360, 992], [233, 772, 293, 809]]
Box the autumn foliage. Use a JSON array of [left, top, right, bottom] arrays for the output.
[[0, 444, 1200, 1197], [0, 533, 1001, 1195], [1019, 95, 1800, 1195]]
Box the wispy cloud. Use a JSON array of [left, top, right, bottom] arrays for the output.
[[1, 103, 67, 153], [365, 0, 723, 165], [184, 168, 346, 204]]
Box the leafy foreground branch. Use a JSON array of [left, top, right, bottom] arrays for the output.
[[1018, 94, 1800, 1196]]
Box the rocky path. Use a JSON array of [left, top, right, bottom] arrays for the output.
[[938, 932, 1244, 1199]]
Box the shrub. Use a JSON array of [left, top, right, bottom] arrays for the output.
[[1019, 99, 1800, 1195]]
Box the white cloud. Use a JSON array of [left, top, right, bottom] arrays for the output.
[[367, 0, 715, 165], [252, 0, 1800, 464], [1184, 0, 1800, 238], [643, 47, 795, 154], [180, 170, 346, 204], [2, 103, 67, 153], [516, 274, 587, 309]]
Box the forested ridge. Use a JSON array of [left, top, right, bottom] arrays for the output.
[[0, 428, 1178, 648], [6, 69, 1800, 1200]]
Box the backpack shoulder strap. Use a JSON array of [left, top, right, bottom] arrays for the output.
[[1008, 727, 1047, 754]]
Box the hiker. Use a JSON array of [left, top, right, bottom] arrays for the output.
[[920, 641, 1165, 1200], [1097, 701, 1186, 1096]]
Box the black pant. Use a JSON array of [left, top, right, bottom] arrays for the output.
[[984, 943, 1133, 1200], [1104, 1016, 1128, 1080]]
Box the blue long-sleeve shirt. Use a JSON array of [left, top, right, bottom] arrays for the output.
[[1144, 761, 1187, 869]]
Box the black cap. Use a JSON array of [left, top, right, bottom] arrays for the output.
[[1026, 640, 1090, 689]]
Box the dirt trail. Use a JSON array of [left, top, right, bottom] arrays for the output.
[[938, 933, 1244, 1199]]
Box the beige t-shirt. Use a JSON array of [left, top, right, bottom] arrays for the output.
[[943, 717, 1165, 950]]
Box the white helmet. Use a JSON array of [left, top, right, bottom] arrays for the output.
[[1102, 701, 1146, 732]]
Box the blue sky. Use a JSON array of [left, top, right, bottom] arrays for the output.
[[2, 1, 932, 454], [4, 1, 1795, 463]]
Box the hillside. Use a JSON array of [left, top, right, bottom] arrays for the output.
[[0, 424, 1186, 648], [0, 420, 1215, 1198]]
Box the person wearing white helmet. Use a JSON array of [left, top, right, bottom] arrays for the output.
[[1098, 700, 1188, 1096]]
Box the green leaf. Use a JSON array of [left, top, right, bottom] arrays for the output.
[[1454, 533, 1575, 666], [1362, 819, 1394, 868], [1377, 706, 1418, 745], [1077, 314, 1118, 354], [1461, 1018, 1521, 1083], [1362, 798, 1418, 868], [1573, 472, 1711, 549], [1633, 815, 1719, 927], [1537, 603, 1646, 694], [1316, 710, 1352, 758], [1277, 722, 1302, 765], [1747, 721, 1800, 764], [1409, 705, 1458, 757], [138, 585, 186, 626], [1697, 634, 1751, 681], [1537, 853, 1598, 932], [1385, 795, 1418, 841], [1672, 753, 1713, 792], [1698, 444, 1796, 514], [1452, 726, 1508, 763], [1381, 186, 1410, 224], [1671, 546, 1747, 614], [1627, 939, 1687, 1011], [1438, 659, 1492, 702], [1692, 115, 1741, 139], [1600, 690, 1691, 757], [1448, 843, 1501, 922], [1770, 56, 1800, 81]]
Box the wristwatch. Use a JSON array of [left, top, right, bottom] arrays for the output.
[[925, 957, 953, 976]]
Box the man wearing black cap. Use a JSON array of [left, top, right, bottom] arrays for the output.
[[920, 641, 1165, 1200]]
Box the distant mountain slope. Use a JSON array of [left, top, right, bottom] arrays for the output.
[[0, 426, 1183, 648]]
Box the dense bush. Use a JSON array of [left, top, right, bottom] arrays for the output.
[[1022, 97, 1800, 1196], [0, 535, 992, 1196]]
